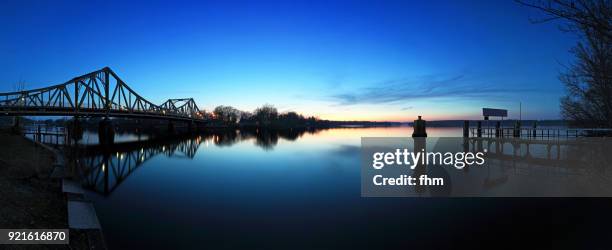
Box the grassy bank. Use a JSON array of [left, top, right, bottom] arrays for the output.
[[0, 133, 64, 229], [0, 132, 90, 249]]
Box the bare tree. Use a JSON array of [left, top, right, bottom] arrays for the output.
[[254, 104, 278, 126], [213, 105, 242, 124], [517, 0, 612, 127], [517, 0, 611, 38]]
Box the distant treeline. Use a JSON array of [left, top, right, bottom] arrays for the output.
[[0, 116, 573, 130], [0, 105, 402, 129], [208, 104, 400, 128]]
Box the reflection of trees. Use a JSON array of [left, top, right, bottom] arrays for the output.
[[203, 127, 322, 150], [72, 127, 326, 195], [211, 130, 240, 146], [254, 129, 279, 150]]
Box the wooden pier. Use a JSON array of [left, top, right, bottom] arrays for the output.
[[467, 123, 612, 139], [23, 125, 68, 146]]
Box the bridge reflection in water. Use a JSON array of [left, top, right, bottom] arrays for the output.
[[72, 128, 319, 195], [73, 128, 612, 197], [74, 136, 202, 195]]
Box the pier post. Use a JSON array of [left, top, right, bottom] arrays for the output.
[[495, 140, 500, 154], [412, 116, 427, 137], [476, 121, 482, 138], [495, 121, 501, 137], [98, 118, 115, 145], [532, 121, 537, 137], [513, 121, 521, 137], [37, 125, 41, 142], [463, 121, 469, 138]]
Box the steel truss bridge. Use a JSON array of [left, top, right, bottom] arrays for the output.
[[0, 67, 206, 122]]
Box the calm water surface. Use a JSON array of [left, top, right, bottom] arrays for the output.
[[76, 127, 610, 249]]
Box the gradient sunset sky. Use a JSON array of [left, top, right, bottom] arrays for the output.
[[0, 0, 578, 121]]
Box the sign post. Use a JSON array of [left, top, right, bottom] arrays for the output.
[[482, 108, 508, 137]]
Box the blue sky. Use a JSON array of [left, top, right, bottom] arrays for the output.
[[0, 0, 577, 121]]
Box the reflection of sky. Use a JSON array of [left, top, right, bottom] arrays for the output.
[[82, 126, 612, 248], [0, 1, 576, 121], [85, 127, 417, 248]]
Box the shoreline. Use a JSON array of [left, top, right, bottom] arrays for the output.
[[0, 131, 103, 249]]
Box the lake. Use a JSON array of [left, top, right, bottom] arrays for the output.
[[74, 126, 611, 249]]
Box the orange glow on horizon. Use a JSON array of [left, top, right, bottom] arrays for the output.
[[316, 112, 482, 122]]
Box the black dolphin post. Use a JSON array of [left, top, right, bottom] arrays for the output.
[[411, 116, 427, 194], [412, 116, 427, 137]]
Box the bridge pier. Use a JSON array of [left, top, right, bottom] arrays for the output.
[[188, 121, 193, 134], [136, 119, 142, 141], [11, 116, 22, 135], [98, 118, 115, 145], [167, 120, 176, 135], [68, 118, 84, 144]]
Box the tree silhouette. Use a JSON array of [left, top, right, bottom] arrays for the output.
[[517, 0, 612, 127], [254, 104, 278, 126], [213, 105, 242, 124]]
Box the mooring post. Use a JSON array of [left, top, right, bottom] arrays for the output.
[[476, 121, 482, 138], [412, 116, 427, 137], [463, 120, 469, 138], [412, 116, 427, 193]]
